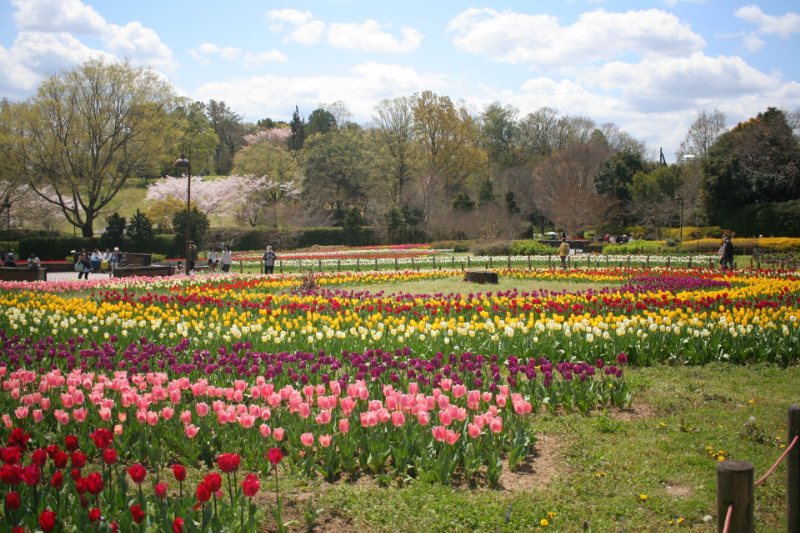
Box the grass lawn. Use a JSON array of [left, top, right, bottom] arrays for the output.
[[271, 364, 797, 533]]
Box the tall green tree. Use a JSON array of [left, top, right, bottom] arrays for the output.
[[372, 97, 417, 205], [306, 108, 337, 137], [628, 166, 683, 239], [480, 102, 521, 168], [478, 178, 497, 206], [172, 207, 210, 248], [102, 212, 127, 248], [594, 149, 647, 206], [288, 106, 306, 151], [6, 58, 177, 236], [206, 100, 244, 174], [126, 209, 153, 253], [169, 101, 219, 176]]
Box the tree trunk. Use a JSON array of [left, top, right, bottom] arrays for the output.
[[81, 221, 94, 238], [463, 270, 499, 284]]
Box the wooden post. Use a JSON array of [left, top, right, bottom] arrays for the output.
[[239, 260, 243, 274], [451, 256, 454, 269], [568, 256, 571, 269], [319, 259, 323, 272], [299, 259, 302, 273], [688, 256, 692, 268], [260, 262, 263, 274], [527, 255, 531, 270], [411, 257, 415, 270], [750, 256, 753, 269], [467, 257, 471, 269], [716, 460, 754, 533], [605, 255, 609, 268], [646, 255, 650, 268], [548, 255, 552, 269], [489, 257, 492, 269], [395, 257, 398, 271], [356, 258, 360, 272], [280, 260, 283, 273], [433, 257, 436, 270], [666, 256, 670, 268], [507, 255, 511, 269], [709, 258, 714, 269], [627, 255, 630, 268], [337, 259, 341, 272], [461, 261, 464, 271], [788, 404, 800, 533]]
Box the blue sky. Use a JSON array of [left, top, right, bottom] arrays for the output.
[[1, 0, 799, 158]]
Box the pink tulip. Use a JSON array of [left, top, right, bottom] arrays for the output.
[[452, 384, 467, 398], [358, 387, 369, 401], [72, 390, 85, 405], [496, 395, 507, 407], [274, 428, 285, 441], [162, 407, 174, 420], [233, 390, 244, 403], [196, 403, 209, 417], [59, 412, 69, 424], [61, 393, 74, 408], [329, 381, 341, 396], [147, 411, 159, 426], [391, 411, 405, 427], [236, 404, 247, 416], [319, 434, 331, 448], [377, 408, 390, 424], [184, 424, 199, 438], [73, 408, 87, 422], [303, 385, 315, 398], [224, 388, 235, 401], [114, 424, 123, 436], [2, 414, 11, 428], [14, 406, 28, 419], [340, 397, 355, 416], [238, 414, 255, 428], [418, 411, 430, 426], [499, 385, 510, 396], [33, 410, 43, 423], [259, 424, 271, 438], [260, 407, 271, 421], [482, 392, 493, 403], [432, 426, 446, 442], [99, 407, 112, 421], [300, 433, 314, 447], [438, 410, 453, 426], [41, 398, 51, 411], [249, 387, 261, 399], [468, 423, 481, 438], [315, 410, 331, 425], [170, 390, 182, 404], [437, 396, 450, 410], [261, 384, 275, 398], [490, 418, 503, 434], [180, 410, 192, 424], [299, 403, 311, 419], [445, 430, 460, 445], [339, 418, 350, 434], [268, 394, 281, 408], [440, 378, 452, 391]]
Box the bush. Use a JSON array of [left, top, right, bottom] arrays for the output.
[[602, 240, 667, 255], [20, 237, 100, 261], [662, 226, 723, 240], [717, 200, 800, 238], [509, 240, 558, 256], [429, 240, 471, 253], [471, 241, 512, 256], [677, 237, 800, 254]]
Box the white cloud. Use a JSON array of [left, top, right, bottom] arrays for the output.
[[577, 52, 780, 112], [191, 62, 447, 121], [447, 8, 705, 69], [663, 0, 710, 6], [190, 43, 243, 65], [266, 9, 325, 45], [735, 5, 800, 38], [103, 22, 176, 71], [243, 50, 288, 69], [327, 20, 423, 53], [742, 32, 766, 52], [11, 0, 106, 36]]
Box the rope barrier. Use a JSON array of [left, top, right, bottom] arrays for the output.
[[754, 434, 799, 487], [722, 503, 734, 533]]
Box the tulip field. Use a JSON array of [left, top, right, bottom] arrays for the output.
[[0, 266, 799, 532]]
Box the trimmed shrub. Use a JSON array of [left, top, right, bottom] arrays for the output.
[[429, 240, 471, 253], [471, 241, 512, 256], [509, 240, 558, 256], [19, 237, 100, 261], [602, 240, 667, 255]]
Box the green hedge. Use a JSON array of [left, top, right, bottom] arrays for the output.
[[719, 201, 800, 238], [429, 240, 471, 253], [509, 240, 558, 256], [19, 237, 101, 261]]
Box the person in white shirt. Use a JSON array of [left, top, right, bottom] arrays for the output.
[[220, 245, 233, 273], [207, 246, 219, 272]]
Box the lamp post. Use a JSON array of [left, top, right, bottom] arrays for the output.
[[3, 197, 11, 251], [675, 195, 684, 242], [174, 152, 191, 268]]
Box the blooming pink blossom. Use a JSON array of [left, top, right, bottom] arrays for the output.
[[432, 426, 446, 442], [300, 433, 314, 447]]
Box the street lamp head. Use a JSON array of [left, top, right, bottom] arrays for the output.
[[174, 153, 190, 168]]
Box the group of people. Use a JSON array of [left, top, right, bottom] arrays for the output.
[[75, 248, 122, 279], [176, 243, 277, 275]]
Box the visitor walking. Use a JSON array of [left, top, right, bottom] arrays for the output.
[[263, 246, 277, 274], [558, 237, 569, 270], [27, 254, 40, 270], [721, 236, 735, 270], [76, 253, 91, 280], [188, 241, 198, 272], [207, 246, 219, 273], [220, 245, 232, 273]]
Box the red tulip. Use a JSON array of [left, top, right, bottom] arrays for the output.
[[76, 476, 89, 495], [71, 468, 81, 481], [241, 473, 260, 498], [39, 510, 57, 533], [8, 428, 30, 449], [71, 451, 86, 469], [110, 522, 118, 533], [12, 527, 24, 533], [22, 464, 41, 486], [266, 447, 283, 465], [0, 464, 22, 485], [31, 448, 47, 467], [217, 453, 241, 473], [1, 446, 21, 465], [64, 435, 78, 452], [173, 517, 184, 533], [5, 491, 20, 511], [126, 464, 147, 484], [196, 482, 211, 502], [172, 464, 186, 482], [155, 483, 168, 499], [203, 472, 222, 493], [102, 448, 117, 465], [130, 504, 145, 525], [89, 508, 101, 522], [46, 444, 60, 459], [85, 472, 104, 496], [89, 428, 113, 451], [51, 470, 63, 489], [79, 494, 89, 508], [53, 451, 69, 469]]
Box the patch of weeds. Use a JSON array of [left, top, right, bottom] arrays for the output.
[[597, 412, 624, 434]]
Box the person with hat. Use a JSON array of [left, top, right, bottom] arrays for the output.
[[110, 247, 123, 272], [721, 236, 735, 270], [263, 246, 277, 274], [188, 241, 198, 272], [558, 237, 569, 270]]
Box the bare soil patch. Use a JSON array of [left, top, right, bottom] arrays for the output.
[[496, 434, 563, 492], [664, 483, 694, 498], [610, 402, 657, 421]]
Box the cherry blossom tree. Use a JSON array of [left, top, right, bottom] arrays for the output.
[[242, 128, 291, 146], [146, 176, 240, 217]]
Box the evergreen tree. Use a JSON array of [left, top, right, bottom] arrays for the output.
[[452, 192, 476, 211], [288, 106, 306, 151], [125, 209, 153, 253], [478, 178, 497, 206], [102, 212, 127, 248], [505, 191, 520, 214], [172, 207, 210, 248]]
